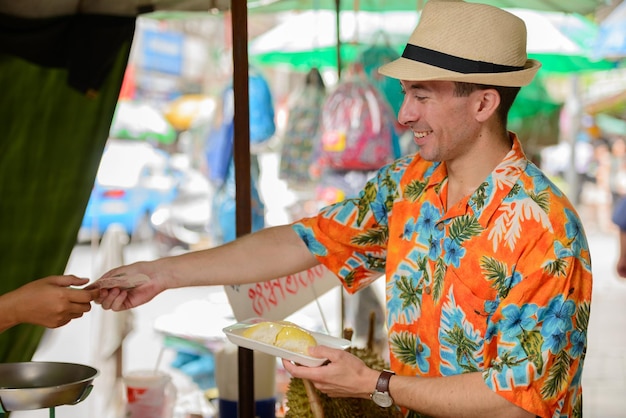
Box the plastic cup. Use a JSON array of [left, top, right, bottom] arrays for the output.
[[124, 370, 176, 418]]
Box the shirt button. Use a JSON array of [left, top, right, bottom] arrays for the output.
[[437, 222, 444, 231], [424, 287, 431, 295]]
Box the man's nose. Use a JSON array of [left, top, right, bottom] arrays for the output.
[[397, 99, 416, 127]]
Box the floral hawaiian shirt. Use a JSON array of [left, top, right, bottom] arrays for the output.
[[293, 134, 592, 418]]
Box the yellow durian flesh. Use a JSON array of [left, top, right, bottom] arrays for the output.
[[241, 321, 317, 355], [241, 321, 282, 344], [275, 325, 318, 355]]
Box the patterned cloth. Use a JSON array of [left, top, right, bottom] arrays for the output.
[[293, 133, 592, 418], [279, 83, 326, 187]]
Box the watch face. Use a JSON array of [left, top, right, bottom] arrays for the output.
[[372, 391, 394, 408]]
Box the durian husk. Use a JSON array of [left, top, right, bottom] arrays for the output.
[[285, 313, 403, 418]]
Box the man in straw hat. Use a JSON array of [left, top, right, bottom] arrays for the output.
[[94, 1, 591, 416]]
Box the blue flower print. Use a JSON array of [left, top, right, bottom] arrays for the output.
[[443, 238, 465, 268], [503, 270, 523, 291], [500, 304, 538, 339], [403, 218, 417, 241], [570, 329, 586, 358], [428, 235, 442, 260], [485, 320, 498, 342], [416, 202, 440, 235], [415, 335, 431, 374], [484, 300, 499, 315], [292, 224, 328, 257], [564, 208, 584, 241], [544, 328, 568, 354], [564, 208, 589, 256], [554, 240, 574, 259], [370, 199, 388, 225], [540, 295, 575, 337], [531, 171, 552, 192]]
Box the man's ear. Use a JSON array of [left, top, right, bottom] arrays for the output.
[[474, 89, 500, 122]]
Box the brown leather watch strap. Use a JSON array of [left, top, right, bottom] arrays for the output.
[[376, 370, 395, 393]]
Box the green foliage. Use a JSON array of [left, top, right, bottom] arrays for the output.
[[432, 258, 446, 302], [405, 180, 426, 202], [396, 276, 421, 311], [530, 189, 551, 213], [520, 329, 545, 374], [441, 324, 479, 372], [390, 332, 418, 367], [480, 256, 511, 298], [352, 226, 389, 246], [544, 258, 568, 277], [541, 349, 572, 399], [448, 214, 483, 244]]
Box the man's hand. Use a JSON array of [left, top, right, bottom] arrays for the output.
[[282, 345, 380, 399], [93, 261, 165, 311]]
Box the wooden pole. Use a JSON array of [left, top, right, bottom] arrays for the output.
[[231, 1, 254, 417]]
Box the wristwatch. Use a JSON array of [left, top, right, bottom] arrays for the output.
[[370, 370, 395, 407]]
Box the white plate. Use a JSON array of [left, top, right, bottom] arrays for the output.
[[222, 317, 351, 367]]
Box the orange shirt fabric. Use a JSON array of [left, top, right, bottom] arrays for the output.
[[293, 134, 592, 418]]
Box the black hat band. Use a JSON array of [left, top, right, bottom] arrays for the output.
[[402, 44, 525, 74]]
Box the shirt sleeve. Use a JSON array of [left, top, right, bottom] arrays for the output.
[[482, 227, 592, 417], [291, 168, 393, 293]]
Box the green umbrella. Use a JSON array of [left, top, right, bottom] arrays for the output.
[[250, 8, 614, 74], [249, 10, 414, 72]]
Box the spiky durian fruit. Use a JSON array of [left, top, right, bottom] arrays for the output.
[[284, 344, 403, 417], [285, 316, 403, 418]]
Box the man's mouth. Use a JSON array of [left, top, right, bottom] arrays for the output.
[[414, 130, 433, 139]]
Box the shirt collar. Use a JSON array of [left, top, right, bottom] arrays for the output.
[[427, 133, 528, 227]]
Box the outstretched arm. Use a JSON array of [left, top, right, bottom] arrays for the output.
[[95, 224, 319, 311], [0, 275, 98, 332]]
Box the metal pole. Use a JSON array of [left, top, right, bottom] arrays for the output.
[[231, 1, 254, 417], [335, 0, 341, 80]]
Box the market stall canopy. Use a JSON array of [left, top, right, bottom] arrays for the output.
[[1, 0, 608, 16], [513, 8, 615, 74], [250, 10, 417, 71], [250, 8, 614, 73], [246, 0, 607, 15], [593, 0, 626, 59]]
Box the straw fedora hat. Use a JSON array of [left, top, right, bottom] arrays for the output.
[[379, 0, 541, 87]]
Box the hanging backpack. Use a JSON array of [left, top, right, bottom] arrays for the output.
[[205, 68, 276, 186], [317, 67, 397, 171], [248, 67, 276, 146], [279, 68, 327, 186]]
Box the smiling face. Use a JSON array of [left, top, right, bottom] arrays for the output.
[[397, 80, 487, 163]]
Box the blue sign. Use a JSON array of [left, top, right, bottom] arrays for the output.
[[141, 30, 184, 75]]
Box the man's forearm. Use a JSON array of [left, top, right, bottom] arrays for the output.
[[389, 371, 535, 418], [166, 224, 319, 288]]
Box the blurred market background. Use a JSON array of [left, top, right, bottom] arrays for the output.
[[4, 0, 626, 417]]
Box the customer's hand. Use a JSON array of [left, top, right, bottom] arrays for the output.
[[0, 275, 98, 330]]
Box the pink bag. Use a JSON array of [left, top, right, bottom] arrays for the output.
[[318, 70, 396, 171]]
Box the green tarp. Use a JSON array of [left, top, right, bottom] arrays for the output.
[[0, 13, 134, 363]]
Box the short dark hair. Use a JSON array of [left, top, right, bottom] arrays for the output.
[[453, 82, 520, 126]]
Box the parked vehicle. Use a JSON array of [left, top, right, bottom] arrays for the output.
[[150, 167, 213, 255], [78, 139, 183, 243]]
